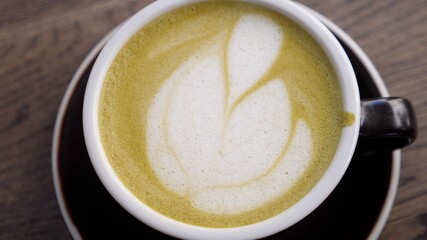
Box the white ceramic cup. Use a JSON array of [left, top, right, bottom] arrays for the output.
[[83, 0, 360, 239]]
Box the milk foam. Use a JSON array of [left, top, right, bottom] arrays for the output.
[[147, 14, 313, 214]]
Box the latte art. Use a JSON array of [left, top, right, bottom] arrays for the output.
[[147, 14, 312, 214], [99, 1, 345, 227]]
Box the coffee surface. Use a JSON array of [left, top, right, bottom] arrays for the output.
[[99, 1, 345, 227]]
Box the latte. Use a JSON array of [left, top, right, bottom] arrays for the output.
[[99, 1, 345, 227]]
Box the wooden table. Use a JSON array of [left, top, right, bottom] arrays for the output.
[[0, 0, 425, 239]]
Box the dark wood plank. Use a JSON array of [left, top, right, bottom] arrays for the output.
[[0, 1, 153, 239], [0, 0, 426, 239]]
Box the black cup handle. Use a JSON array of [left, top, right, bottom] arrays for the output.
[[356, 97, 417, 154]]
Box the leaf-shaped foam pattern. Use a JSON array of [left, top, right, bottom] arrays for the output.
[[191, 121, 312, 214], [167, 54, 225, 190], [146, 13, 313, 214], [227, 14, 284, 106], [146, 53, 204, 195], [219, 79, 290, 186]]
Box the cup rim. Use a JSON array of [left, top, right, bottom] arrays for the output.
[[82, 0, 360, 239]]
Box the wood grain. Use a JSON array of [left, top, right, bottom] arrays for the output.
[[0, 0, 425, 239]]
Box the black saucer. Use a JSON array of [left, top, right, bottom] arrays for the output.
[[52, 8, 399, 240]]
